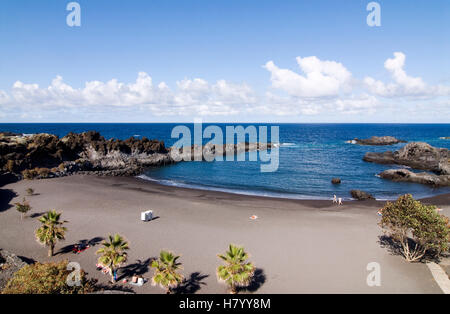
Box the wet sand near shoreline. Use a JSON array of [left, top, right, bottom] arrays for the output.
[[0, 175, 447, 293]]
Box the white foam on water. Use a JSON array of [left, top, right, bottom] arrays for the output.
[[280, 142, 298, 147], [137, 174, 331, 200]]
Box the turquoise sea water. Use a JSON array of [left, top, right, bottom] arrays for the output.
[[1, 123, 450, 200]]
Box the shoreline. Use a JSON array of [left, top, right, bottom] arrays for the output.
[[3, 171, 450, 207], [133, 174, 450, 207]]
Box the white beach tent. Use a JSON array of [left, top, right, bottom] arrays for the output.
[[141, 210, 153, 222]]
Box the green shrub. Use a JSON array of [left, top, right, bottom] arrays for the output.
[[22, 169, 38, 180], [14, 198, 31, 220], [26, 188, 34, 196], [22, 168, 51, 179], [2, 260, 97, 294], [380, 194, 450, 262]]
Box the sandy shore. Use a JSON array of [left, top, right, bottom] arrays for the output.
[[0, 175, 448, 294]]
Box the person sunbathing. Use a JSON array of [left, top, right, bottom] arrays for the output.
[[72, 243, 90, 254]]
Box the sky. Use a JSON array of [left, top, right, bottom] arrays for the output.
[[0, 0, 449, 123]]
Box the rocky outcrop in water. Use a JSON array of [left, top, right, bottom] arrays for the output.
[[364, 142, 450, 187], [331, 178, 341, 184], [170, 142, 274, 161], [350, 190, 375, 200], [364, 142, 449, 174], [349, 136, 406, 146], [379, 169, 450, 187]]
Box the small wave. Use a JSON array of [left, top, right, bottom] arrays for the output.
[[133, 134, 141, 137], [281, 142, 297, 147], [137, 174, 331, 200], [393, 165, 411, 170], [345, 140, 357, 144], [273, 142, 299, 148]]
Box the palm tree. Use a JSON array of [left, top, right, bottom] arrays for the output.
[[96, 234, 129, 283], [35, 210, 67, 257], [217, 244, 255, 294], [151, 250, 184, 294]]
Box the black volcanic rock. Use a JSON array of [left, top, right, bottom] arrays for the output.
[[169, 142, 274, 161], [350, 190, 375, 200], [363, 151, 396, 164], [0, 131, 272, 179], [331, 178, 341, 184], [364, 142, 450, 187], [363, 142, 449, 174], [0, 131, 171, 177], [351, 136, 406, 146], [379, 169, 450, 187], [0, 250, 29, 291]]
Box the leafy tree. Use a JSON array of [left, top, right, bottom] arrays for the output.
[[96, 234, 129, 283], [380, 194, 450, 262], [14, 198, 31, 220], [2, 260, 96, 294], [217, 244, 255, 294], [151, 250, 184, 294], [35, 210, 67, 257]]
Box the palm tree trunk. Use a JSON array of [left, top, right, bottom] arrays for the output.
[[48, 244, 54, 257], [111, 268, 116, 283]]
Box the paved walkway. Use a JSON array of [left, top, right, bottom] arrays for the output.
[[427, 262, 450, 294]]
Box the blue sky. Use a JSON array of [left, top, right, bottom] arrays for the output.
[[0, 0, 449, 122]]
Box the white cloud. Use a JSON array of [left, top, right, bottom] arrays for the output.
[[0, 90, 10, 105], [1, 52, 448, 122], [2, 73, 257, 118], [264, 56, 352, 98], [261, 56, 375, 116], [364, 52, 450, 98], [334, 94, 378, 114]]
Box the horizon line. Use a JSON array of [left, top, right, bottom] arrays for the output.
[[0, 122, 449, 125]]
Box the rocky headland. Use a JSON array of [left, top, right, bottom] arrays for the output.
[[0, 131, 171, 178], [0, 131, 273, 180]]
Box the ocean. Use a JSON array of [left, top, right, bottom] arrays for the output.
[[1, 123, 450, 200]]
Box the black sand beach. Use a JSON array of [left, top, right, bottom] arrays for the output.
[[0, 175, 448, 293]]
